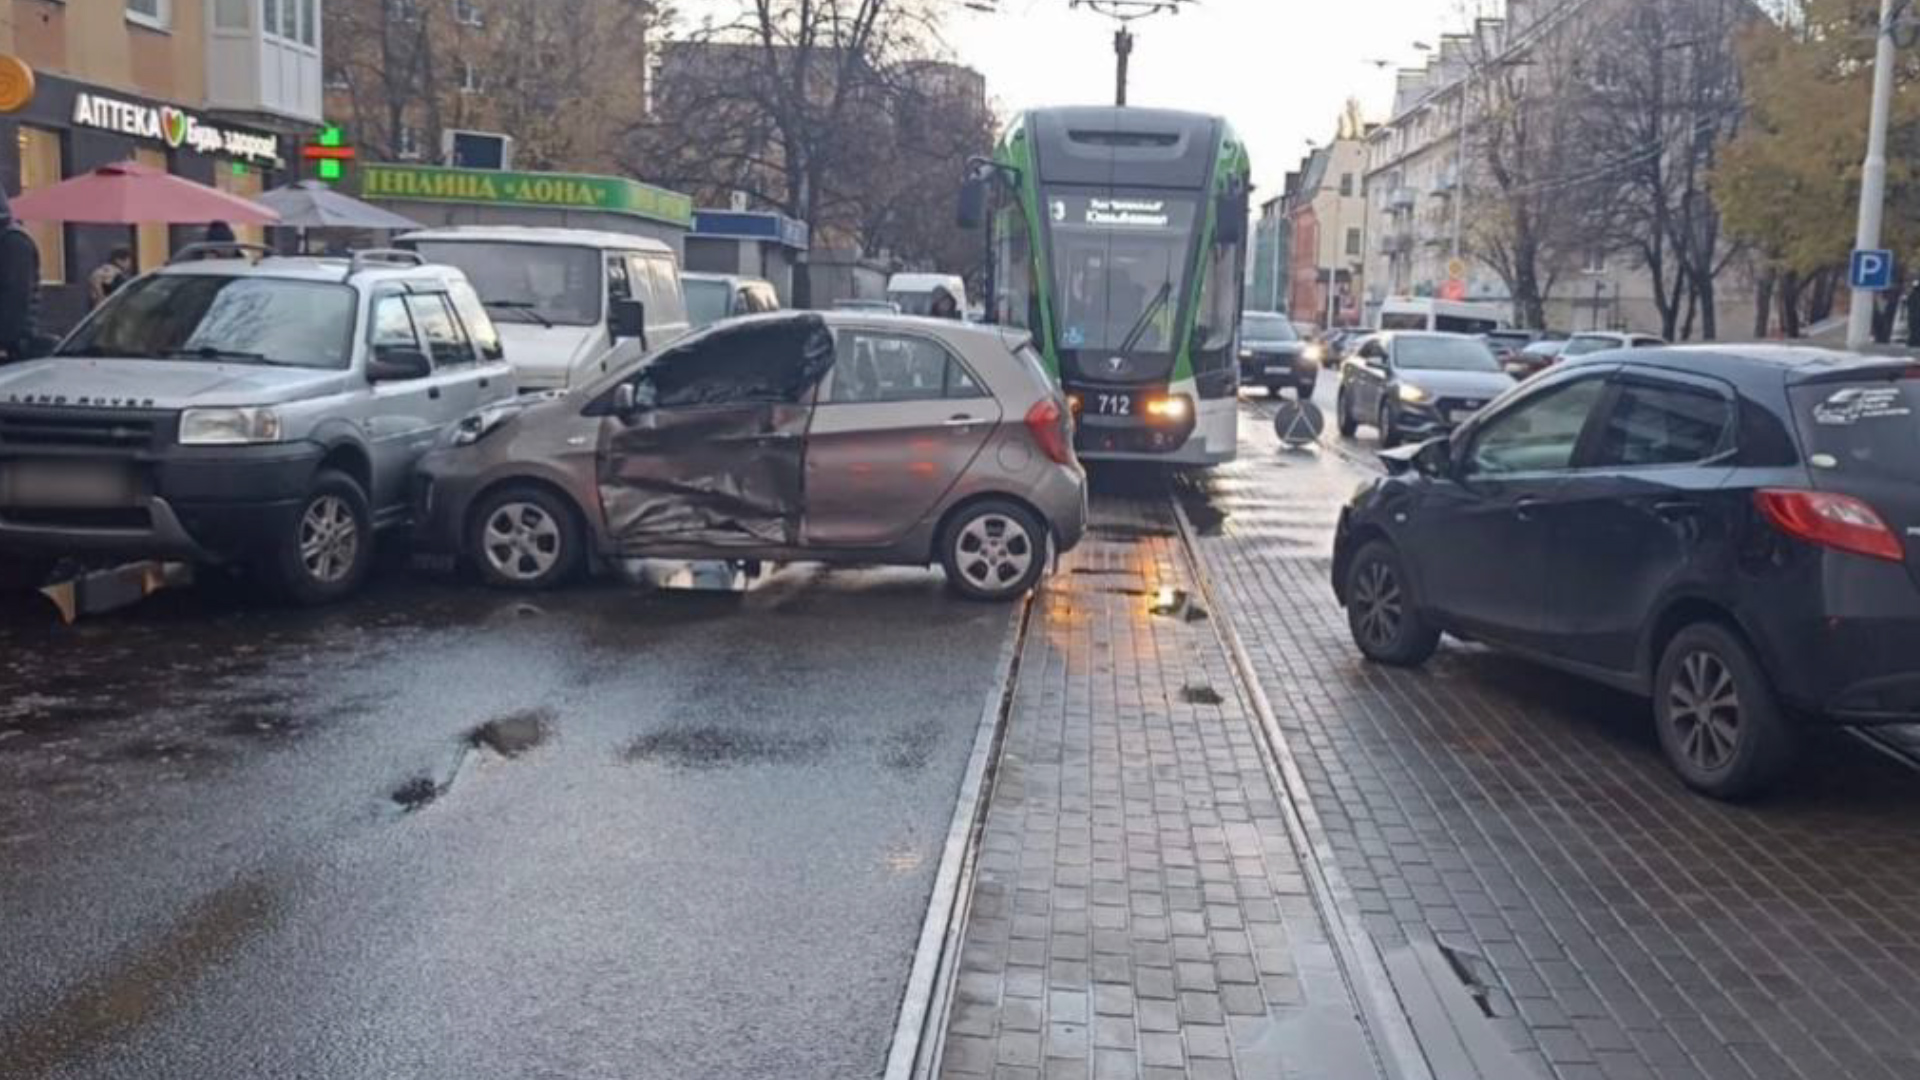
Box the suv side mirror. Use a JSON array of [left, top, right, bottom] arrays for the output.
[[957, 175, 988, 230], [610, 298, 647, 345], [368, 347, 432, 383]]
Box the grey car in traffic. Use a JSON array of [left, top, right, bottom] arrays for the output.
[[414, 311, 1088, 600]]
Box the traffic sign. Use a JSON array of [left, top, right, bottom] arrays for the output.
[[1850, 248, 1895, 292], [1446, 257, 1468, 281]]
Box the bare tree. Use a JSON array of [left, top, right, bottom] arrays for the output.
[[1575, 0, 1749, 340], [633, 1, 981, 304]]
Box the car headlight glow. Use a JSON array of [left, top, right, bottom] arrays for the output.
[[1397, 383, 1433, 405], [179, 407, 282, 445]]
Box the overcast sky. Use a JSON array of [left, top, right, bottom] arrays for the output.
[[940, 0, 1485, 196]]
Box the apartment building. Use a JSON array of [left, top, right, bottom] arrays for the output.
[[1284, 134, 1369, 330]]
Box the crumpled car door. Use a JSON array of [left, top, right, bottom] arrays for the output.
[[596, 315, 834, 551]]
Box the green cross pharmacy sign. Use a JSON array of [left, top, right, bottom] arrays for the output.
[[360, 163, 693, 229]]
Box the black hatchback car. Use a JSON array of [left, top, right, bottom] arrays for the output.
[[1332, 346, 1920, 798]]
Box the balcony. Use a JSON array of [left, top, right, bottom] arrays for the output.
[[206, 0, 325, 127], [1388, 188, 1417, 211], [1379, 234, 1414, 256]]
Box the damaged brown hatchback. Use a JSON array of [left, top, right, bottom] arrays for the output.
[[413, 312, 1088, 601]]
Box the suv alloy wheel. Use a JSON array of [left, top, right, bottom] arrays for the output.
[[270, 469, 374, 605]]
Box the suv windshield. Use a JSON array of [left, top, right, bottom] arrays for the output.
[[1241, 314, 1297, 343], [408, 241, 601, 327], [58, 275, 357, 369], [685, 278, 730, 327], [1396, 336, 1502, 372]]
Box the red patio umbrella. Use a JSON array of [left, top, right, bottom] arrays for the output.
[[9, 160, 279, 225]]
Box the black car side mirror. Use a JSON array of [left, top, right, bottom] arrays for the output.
[[610, 298, 647, 345], [368, 347, 432, 383], [1414, 436, 1453, 480]]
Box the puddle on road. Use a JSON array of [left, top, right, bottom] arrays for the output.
[[624, 726, 830, 770], [469, 710, 552, 758], [1148, 588, 1209, 623], [1180, 685, 1225, 706]]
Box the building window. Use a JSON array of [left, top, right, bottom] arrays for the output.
[[460, 60, 483, 94], [214, 0, 251, 30], [386, 0, 418, 22], [396, 125, 422, 160], [16, 127, 66, 285], [454, 0, 484, 26], [1346, 228, 1363, 258], [265, 0, 315, 45], [1339, 173, 1354, 197], [1582, 247, 1608, 274], [126, 0, 170, 30]]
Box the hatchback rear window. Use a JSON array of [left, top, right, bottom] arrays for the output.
[[1790, 380, 1920, 481]]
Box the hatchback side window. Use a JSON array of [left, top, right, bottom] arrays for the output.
[[1467, 377, 1609, 476], [1591, 379, 1732, 468], [370, 293, 422, 362], [829, 332, 958, 404], [405, 293, 474, 368]]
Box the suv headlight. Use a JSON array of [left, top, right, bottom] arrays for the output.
[[1397, 383, 1433, 405], [179, 407, 282, 445]]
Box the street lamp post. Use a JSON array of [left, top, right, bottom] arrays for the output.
[[1848, 0, 1905, 350]]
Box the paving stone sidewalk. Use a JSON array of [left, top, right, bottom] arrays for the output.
[[934, 492, 1380, 1080], [1180, 403, 1920, 1080]]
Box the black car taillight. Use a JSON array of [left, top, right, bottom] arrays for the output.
[[1026, 398, 1075, 466], [1755, 489, 1906, 563]]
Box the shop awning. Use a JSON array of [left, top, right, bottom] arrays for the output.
[[258, 180, 422, 230], [9, 160, 278, 225]]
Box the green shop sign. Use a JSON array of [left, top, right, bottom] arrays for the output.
[[360, 163, 693, 228]]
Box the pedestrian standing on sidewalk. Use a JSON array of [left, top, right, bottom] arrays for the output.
[[1904, 280, 1920, 348], [88, 246, 134, 309], [0, 187, 45, 364]]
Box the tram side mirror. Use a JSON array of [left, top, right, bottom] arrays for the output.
[[1215, 190, 1247, 246], [958, 175, 988, 230]]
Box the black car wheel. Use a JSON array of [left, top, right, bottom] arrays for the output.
[[1653, 623, 1797, 799], [941, 499, 1047, 602], [1336, 387, 1358, 438], [1377, 400, 1402, 448], [267, 469, 374, 606], [469, 484, 585, 591], [1344, 541, 1439, 666]]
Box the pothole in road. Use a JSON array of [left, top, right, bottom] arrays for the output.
[[624, 726, 829, 769], [469, 710, 552, 758]]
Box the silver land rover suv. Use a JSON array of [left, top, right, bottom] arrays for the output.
[[0, 249, 516, 604]]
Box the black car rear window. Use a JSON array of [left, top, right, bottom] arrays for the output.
[[1790, 379, 1920, 481]]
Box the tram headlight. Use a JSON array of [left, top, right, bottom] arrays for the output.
[[1144, 394, 1191, 422]]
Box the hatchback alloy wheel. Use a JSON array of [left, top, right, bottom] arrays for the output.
[[483, 502, 563, 583], [299, 495, 360, 585], [957, 513, 1033, 591], [1351, 559, 1403, 652], [1667, 650, 1741, 773]]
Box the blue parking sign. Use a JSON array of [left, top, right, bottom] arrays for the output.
[[1851, 249, 1895, 292]]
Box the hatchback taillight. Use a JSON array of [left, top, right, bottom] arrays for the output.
[[1755, 489, 1906, 562], [1026, 398, 1075, 466]]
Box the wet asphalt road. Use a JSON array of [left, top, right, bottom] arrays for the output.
[[0, 562, 1017, 1080]]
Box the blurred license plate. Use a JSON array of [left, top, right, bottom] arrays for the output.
[[0, 462, 138, 507], [1448, 408, 1478, 424], [1264, 365, 1293, 376]]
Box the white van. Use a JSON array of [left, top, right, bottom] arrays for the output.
[[1377, 297, 1507, 335], [401, 226, 693, 391], [886, 273, 968, 318]]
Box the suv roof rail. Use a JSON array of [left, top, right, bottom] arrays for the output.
[[347, 249, 428, 277], [167, 242, 274, 266]]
